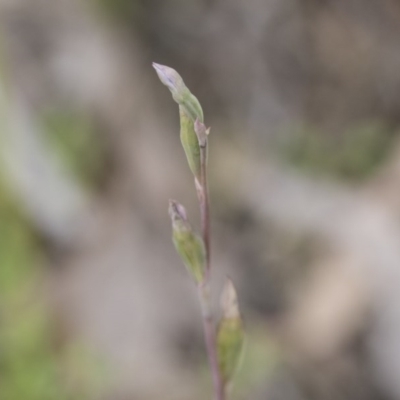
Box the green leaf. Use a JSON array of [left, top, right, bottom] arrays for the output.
[[179, 107, 201, 178]]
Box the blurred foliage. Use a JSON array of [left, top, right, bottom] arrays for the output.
[[279, 120, 395, 182], [95, 0, 148, 26], [42, 110, 106, 190], [0, 175, 101, 399]]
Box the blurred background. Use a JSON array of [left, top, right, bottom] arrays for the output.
[[2, 0, 400, 399]]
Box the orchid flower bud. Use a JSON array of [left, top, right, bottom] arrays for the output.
[[169, 200, 206, 283], [153, 62, 207, 178], [153, 62, 204, 123]]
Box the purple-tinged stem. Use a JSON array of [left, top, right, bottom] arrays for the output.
[[196, 137, 226, 400], [198, 283, 225, 400]]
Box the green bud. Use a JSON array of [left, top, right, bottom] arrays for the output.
[[169, 200, 206, 283], [152, 62, 204, 122], [217, 278, 245, 387], [180, 106, 201, 178], [153, 62, 205, 177]]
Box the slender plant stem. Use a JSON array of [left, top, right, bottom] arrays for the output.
[[196, 139, 226, 400], [201, 148, 210, 271], [198, 283, 225, 400]]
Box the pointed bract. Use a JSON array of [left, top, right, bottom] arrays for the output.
[[194, 119, 208, 148], [220, 278, 240, 320]]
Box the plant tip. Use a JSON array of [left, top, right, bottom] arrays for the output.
[[152, 62, 184, 93], [221, 277, 240, 319], [168, 199, 188, 222]]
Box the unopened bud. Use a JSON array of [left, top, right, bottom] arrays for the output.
[[153, 62, 204, 122], [217, 278, 245, 387], [168, 200, 206, 283], [153, 63, 186, 100]]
